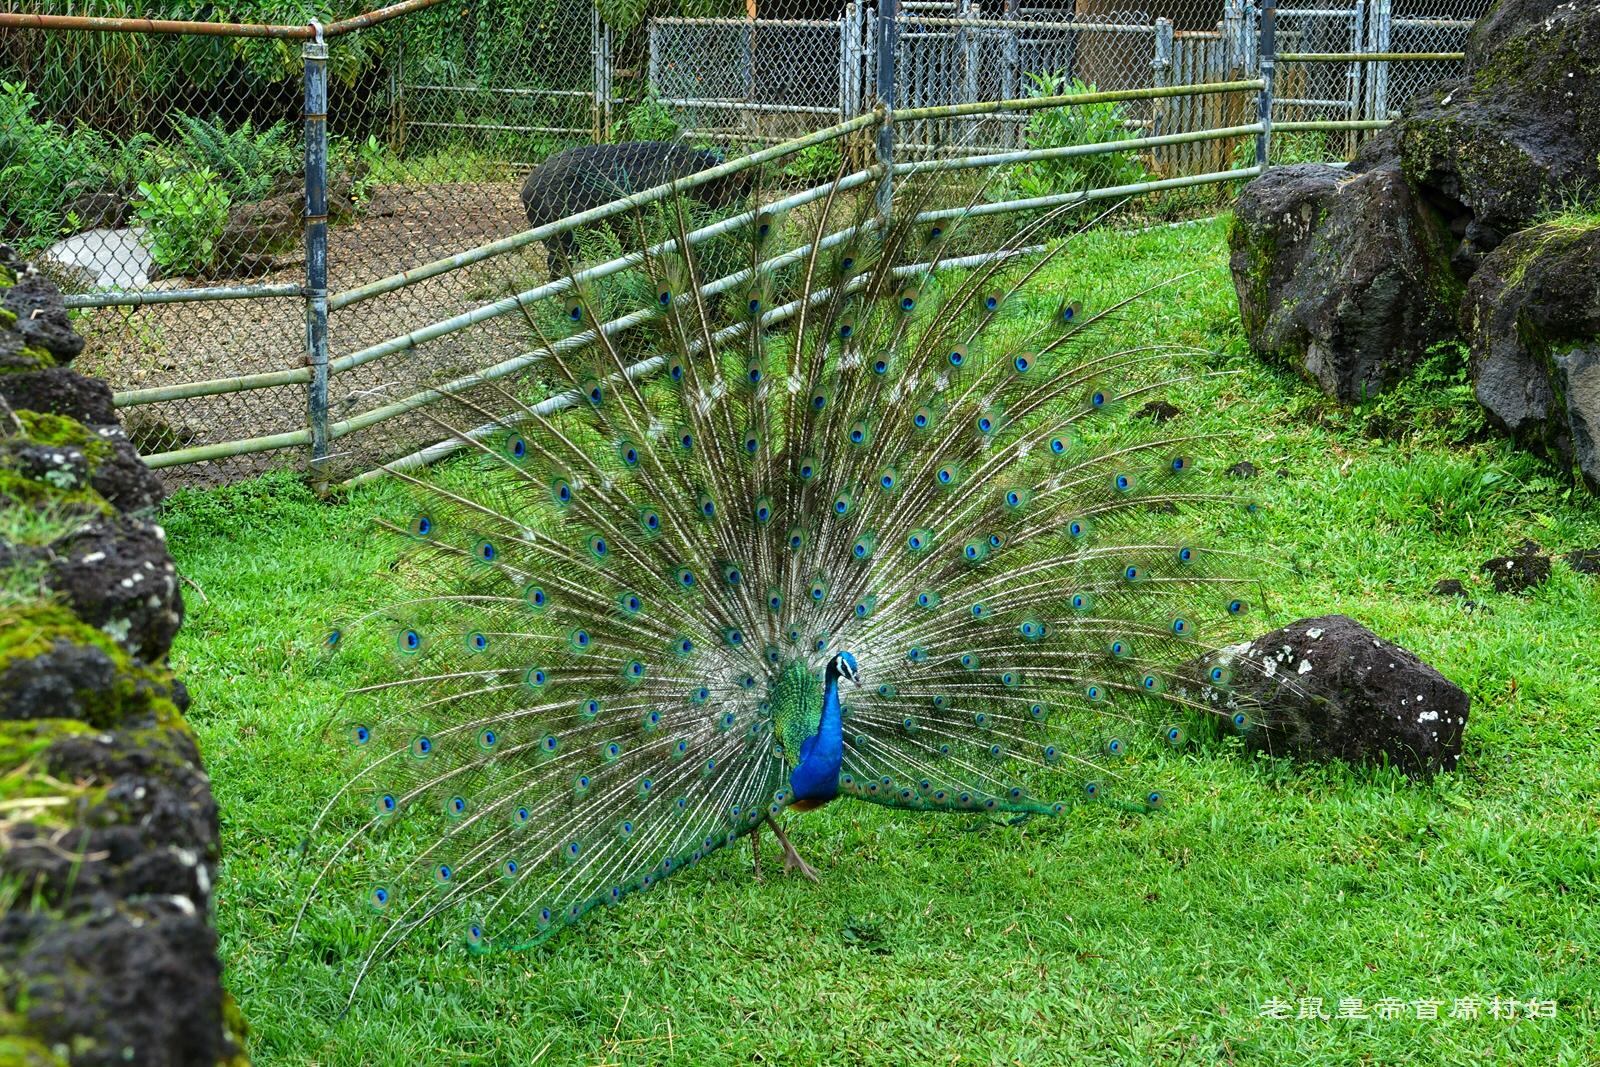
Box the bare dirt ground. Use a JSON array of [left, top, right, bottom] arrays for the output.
[[73, 180, 546, 489]]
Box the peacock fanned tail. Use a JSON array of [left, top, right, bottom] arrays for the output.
[[301, 172, 1265, 979]]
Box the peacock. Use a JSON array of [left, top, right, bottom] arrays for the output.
[[300, 166, 1264, 987]]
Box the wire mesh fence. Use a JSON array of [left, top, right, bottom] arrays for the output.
[[0, 0, 1488, 490], [1272, 0, 1487, 161], [316, 2, 598, 486], [649, 13, 861, 146], [1, 12, 317, 484]]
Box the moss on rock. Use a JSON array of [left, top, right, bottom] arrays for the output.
[[0, 410, 122, 518], [13, 414, 109, 465], [0, 1028, 70, 1067], [0, 603, 184, 731], [0, 470, 111, 520], [0, 719, 100, 829]]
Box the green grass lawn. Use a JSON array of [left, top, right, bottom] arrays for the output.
[[163, 218, 1599, 1065]]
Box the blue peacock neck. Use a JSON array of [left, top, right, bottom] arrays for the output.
[[788, 660, 846, 802]]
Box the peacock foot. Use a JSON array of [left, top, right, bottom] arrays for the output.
[[764, 814, 820, 884]]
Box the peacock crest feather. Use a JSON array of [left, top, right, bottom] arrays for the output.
[[300, 169, 1267, 988]]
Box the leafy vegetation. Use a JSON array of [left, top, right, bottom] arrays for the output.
[[134, 169, 232, 276], [0, 78, 403, 261], [0, 0, 377, 131], [172, 113, 299, 202], [1343, 342, 1488, 446], [991, 73, 1149, 218], [622, 90, 683, 144], [162, 219, 1599, 1064], [0, 81, 159, 254], [782, 142, 844, 186]]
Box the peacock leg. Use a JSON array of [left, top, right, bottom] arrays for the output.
[[764, 814, 820, 883], [750, 823, 763, 879]]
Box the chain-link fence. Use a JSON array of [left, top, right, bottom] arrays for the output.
[[1272, 0, 1486, 158], [1, 0, 1489, 491], [315, 0, 618, 485], [1, 10, 315, 485], [649, 12, 863, 146]]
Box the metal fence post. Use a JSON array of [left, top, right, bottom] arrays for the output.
[[389, 30, 406, 153], [303, 31, 331, 479], [1368, 0, 1392, 121], [845, 2, 864, 118], [1255, 0, 1277, 168], [1347, 0, 1367, 153], [1151, 18, 1173, 171], [742, 17, 755, 142], [1000, 0, 1020, 147], [875, 0, 898, 222], [955, 0, 976, 145], [1222, 0, 1244, 75], [591, 4, 613, 141], [1152, 19, 1173, 133], [839, 6, 853, 123]]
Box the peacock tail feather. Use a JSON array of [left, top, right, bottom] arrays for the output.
[[300, 169, 1266, 983]]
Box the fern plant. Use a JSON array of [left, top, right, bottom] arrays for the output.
[[172, 114, 299, 203], [0, 81, 96, 253]]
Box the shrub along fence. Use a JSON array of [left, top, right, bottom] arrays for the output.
[[0, 0, 1479, 488]]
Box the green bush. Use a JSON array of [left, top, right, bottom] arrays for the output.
[[622, 91, 681, 144], [0, 81, 98, 254], [991, 73, 1147, 212], [782, 142, 842, 186], [135, 170, 232, 277], [173, 113, 299, 202]]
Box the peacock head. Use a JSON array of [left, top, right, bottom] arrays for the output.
[[827, 650, 860, 688]]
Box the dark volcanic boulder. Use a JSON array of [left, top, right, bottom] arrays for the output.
[[1231, 0, 1600, 418], [1229, 161, 1461, 400], [0, 245, 240, 1064], [1466, 0, 1570, 63], [45, 517, 184, 661], [0, 905, 232, 1067], [1403, 0, 1600, 253], [1464, 219, 1600, 490], [87, 425, 165, 513], [214, 191, 302, 267], [520, 141, 753, 277], [0, 368, 119, 425], [4, 715, 219, 908], [1198, 614, 1469, 776], [0, 606, 185, 729], [1479, 541, 1554, 592], [65, 188, 131, 232], [1386, 0, 1600, 269], [1, 272, 85, 364]]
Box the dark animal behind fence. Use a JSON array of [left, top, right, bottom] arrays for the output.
[[519, 141, 753, 278]]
